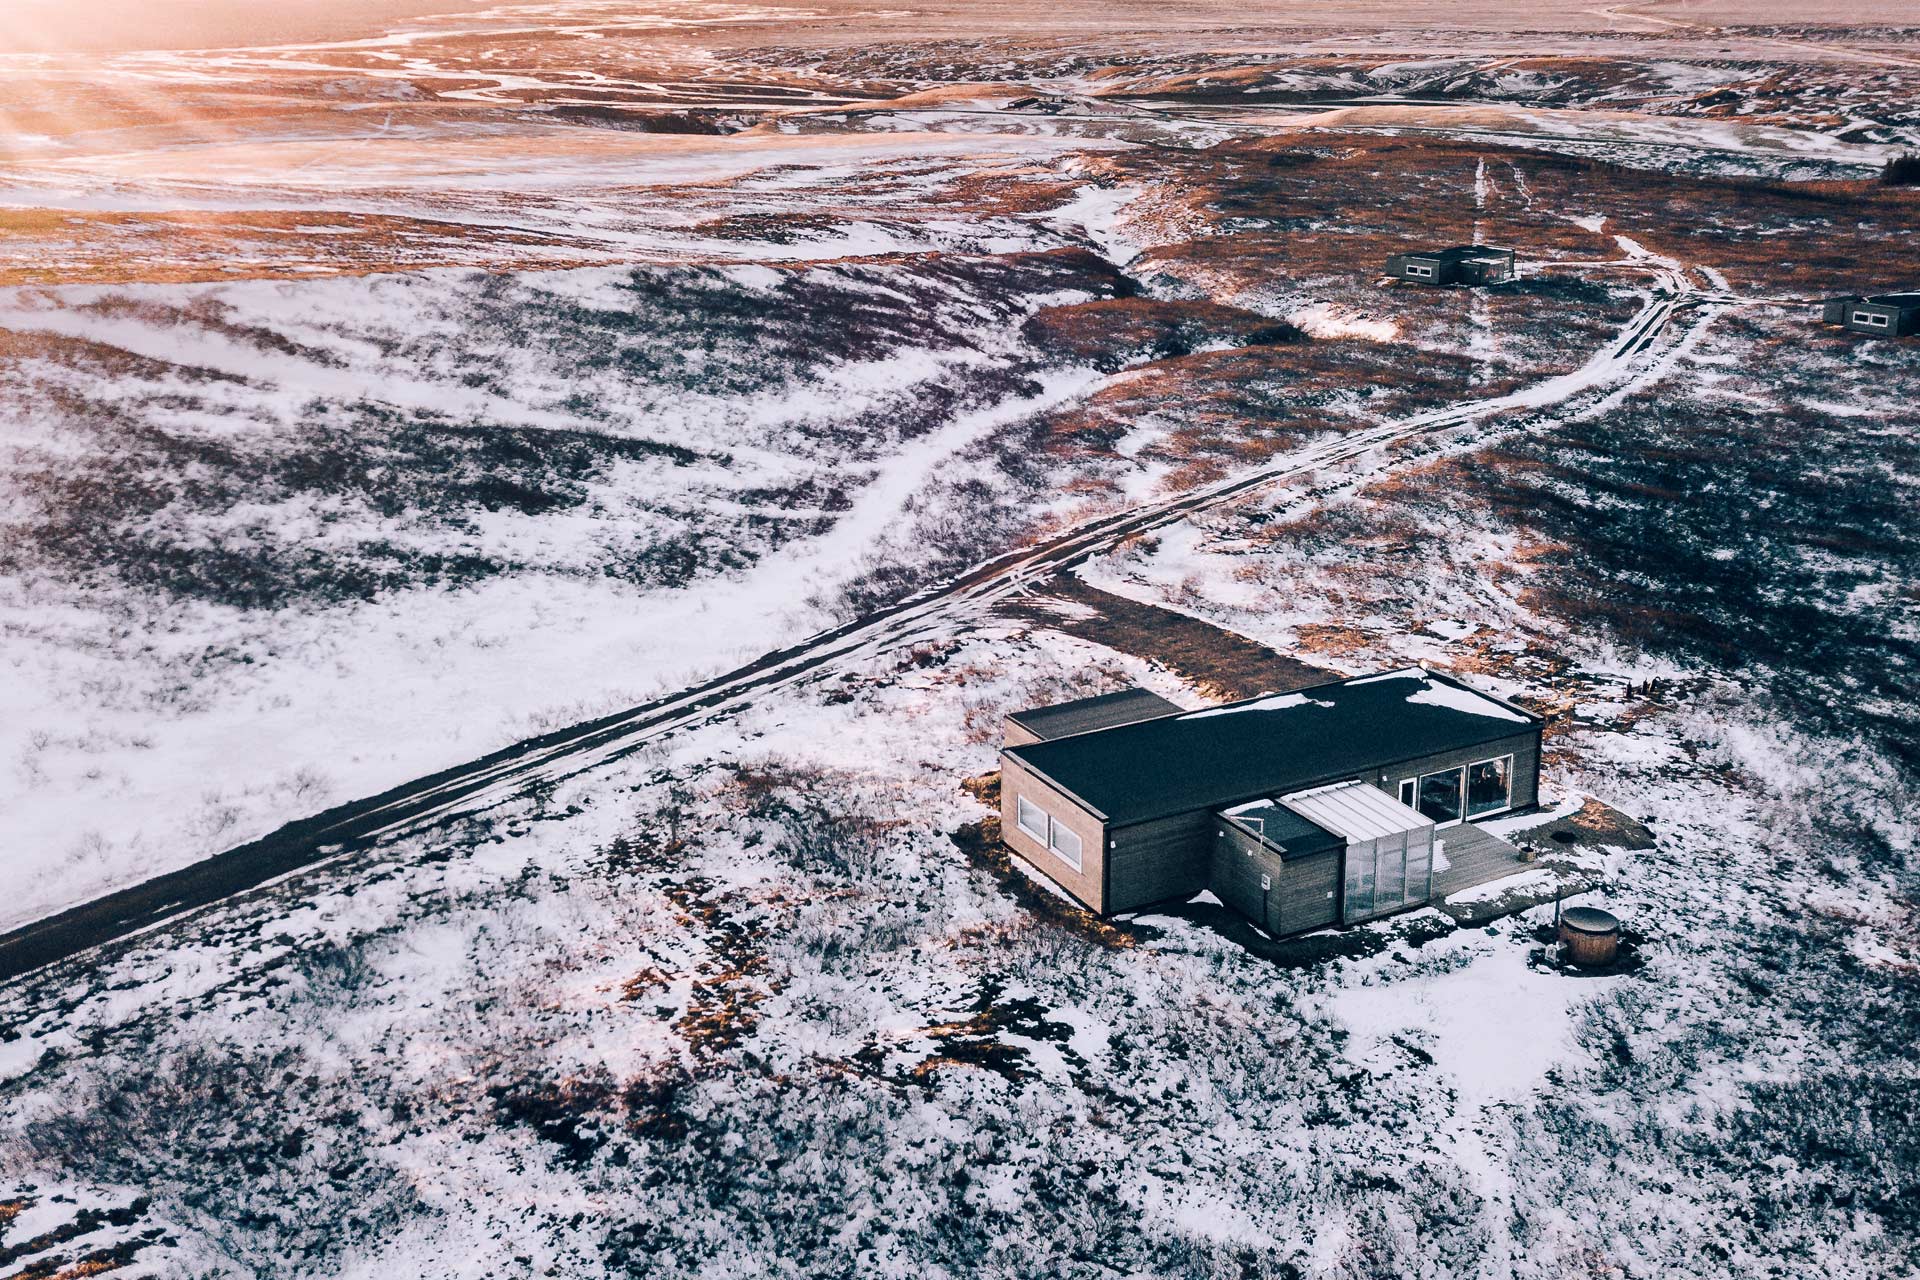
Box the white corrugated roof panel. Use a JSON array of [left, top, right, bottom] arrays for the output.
[[1279, 780, 1433, 843]]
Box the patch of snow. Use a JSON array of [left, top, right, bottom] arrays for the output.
[[1287, 301, 1398, 342], [1406, 680, 1533, 723], [1444, 867, 1560, 905], [1183, 692, 1323, 719], [1329, 930, 1607, 1105], [1042, 182, 1144, 267]]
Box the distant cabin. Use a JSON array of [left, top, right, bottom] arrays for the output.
[[998, 667, 1543, 932], [1821, 294, 1920, 337], [1386, 245, 1516, 287]]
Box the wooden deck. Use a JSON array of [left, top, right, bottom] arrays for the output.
[[1430, 819, 1604, 926], [1432, 822, 1530, 897]]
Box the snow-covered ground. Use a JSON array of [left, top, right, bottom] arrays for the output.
[[0, 247, 1130, 929], [3, 11, 1918, 1277]]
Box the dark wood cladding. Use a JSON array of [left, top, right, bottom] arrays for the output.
[[1106, 810, 1212, 913], [1211, 817, 1339, 935], [1062, 725, 1538, 917], [1373, 731, 1541, 813], [997, 670, 1543, 921]]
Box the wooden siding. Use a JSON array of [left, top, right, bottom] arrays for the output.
[[1106, 809, 1212, 914], [998, 752, 1108, 911], [1369, 729, 1541, 817], [1211, 819, 1340, 936], [1090, 729, 1537, 916], [1282, 848, 1345, 933], [1387, 254, 1445, 284], [1848, 303, 1920, 336], [1002, 718, 1043, 749], [1824, 298, 1920, 336]]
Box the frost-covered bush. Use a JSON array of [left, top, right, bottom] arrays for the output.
[[11, 1046, 421, 1275]]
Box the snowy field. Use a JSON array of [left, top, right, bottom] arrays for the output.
[[2, 3, 1918, 1277], [0, 244, 1133, 927]]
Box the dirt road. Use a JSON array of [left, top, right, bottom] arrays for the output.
[[0, 255, 1730, 986]]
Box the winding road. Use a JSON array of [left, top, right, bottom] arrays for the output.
[[0, 251, 1738, 986]]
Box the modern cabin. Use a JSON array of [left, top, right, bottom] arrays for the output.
[[1386, 245, 1516, 287], [1821, 294, 1920, 337], [998, 667, 1542, 929]]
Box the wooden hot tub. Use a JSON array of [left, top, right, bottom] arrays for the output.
[[1559, 906, 1621, 968]]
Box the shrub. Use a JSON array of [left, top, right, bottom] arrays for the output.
[[1881, 153, 1920, 186]]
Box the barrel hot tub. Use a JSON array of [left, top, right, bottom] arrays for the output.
[[1558, 906, 1621, 968]]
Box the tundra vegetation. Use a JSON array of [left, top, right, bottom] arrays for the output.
[[1, 8, 1917, 1278]]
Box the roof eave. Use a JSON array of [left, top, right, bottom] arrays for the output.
[[999, 748, 1112, 823]]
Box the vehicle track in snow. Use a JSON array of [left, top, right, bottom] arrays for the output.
[[0, 255, 1740, 985]]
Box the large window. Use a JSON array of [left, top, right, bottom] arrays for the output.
[[1048, 823, 1084, 871], [1016, 796, 1048, 841], [1416, 767, 1464, 826], [1466, 756, 1513, 818], [1858, 311, 1889, 328]]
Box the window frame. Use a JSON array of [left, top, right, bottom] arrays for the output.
[[1405, 263, 1435, 278], [1047, 821, 1084, 871], [1464, 753, 1516, 820], [1857, 310, 1890, 328], [1398, 778, 1417, 808], [1015, 795, 1049, 842], [1415, 766, 1466, 828]]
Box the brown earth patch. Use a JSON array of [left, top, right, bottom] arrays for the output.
[[1508, 797, 1658, 852], [1007, 573, 1334, 701]]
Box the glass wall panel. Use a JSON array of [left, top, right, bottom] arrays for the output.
[[1407, 839, 1433, 902], [1417, 768, 1464, 825], [1466, 756, 1512, 817], [1377, 836, 1406, 909], [1344, 842, 1375, 920]]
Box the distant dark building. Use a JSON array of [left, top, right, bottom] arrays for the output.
[[1821, 294, 1920, 336], [1386, 245, 1516, 286], [999, 667, 1542, 927]]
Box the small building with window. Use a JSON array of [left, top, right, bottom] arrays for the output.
[[1821, 294, 1920, 337], [998, 667, 1541, 928], [1386, 245, 1516, 287]]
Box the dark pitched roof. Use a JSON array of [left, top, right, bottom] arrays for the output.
[[1005, 667, 1539, 826], [1006, 687, 1181, 742]]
